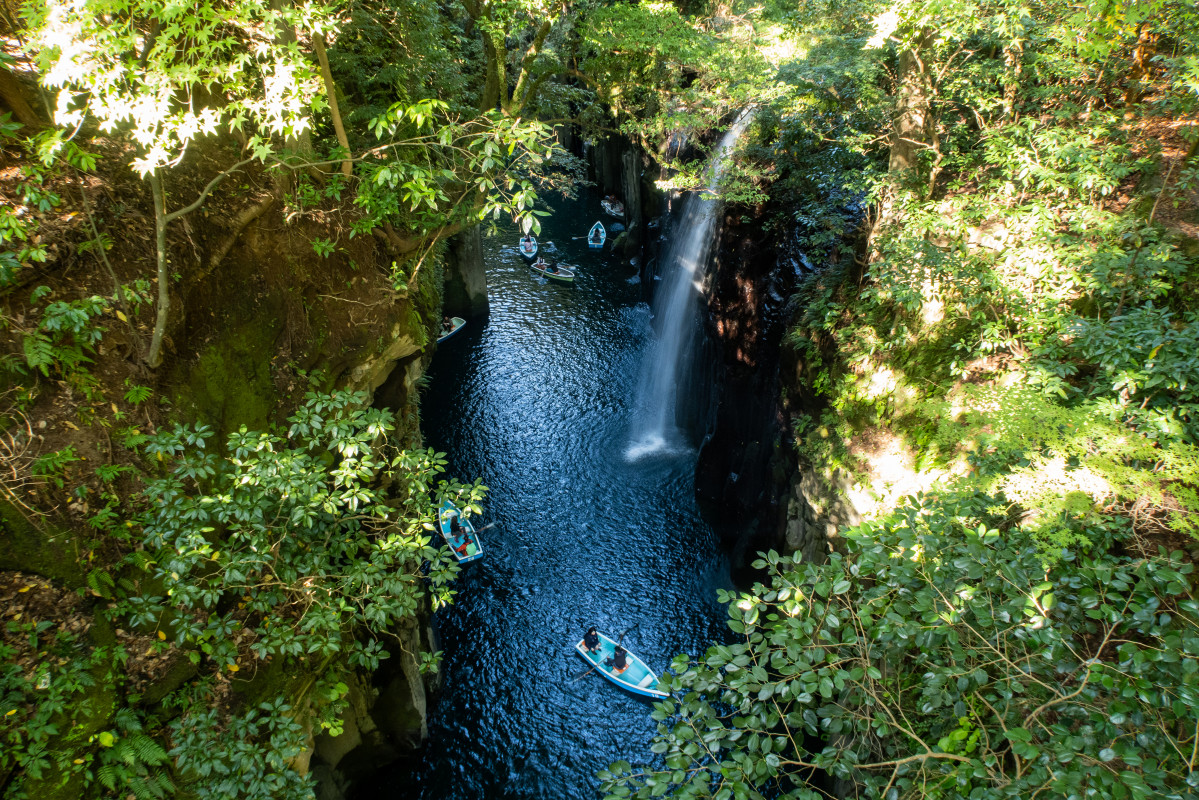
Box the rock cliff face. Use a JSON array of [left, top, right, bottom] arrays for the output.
[[443, 227, 489, 318], [589, 134, 667, 265], [694, 213, 805, 565], [0, 172, 452, 798], [692, 203, 871, 574], [309, 618, 439, 799]]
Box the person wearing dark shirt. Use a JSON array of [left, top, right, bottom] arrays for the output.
[[449, 515, 470, 556], [583, 627, 601, 653], [607, 645, 629, 674]]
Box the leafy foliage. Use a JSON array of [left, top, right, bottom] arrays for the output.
[[0, 620, 110, 794], [604, 493, 1199, 800], [91, 708, 174, 800], [607, 0, 1199, 797], [23, 0, 334, 174], [127, 389, 482, 676], [352, 99, 558, 242], [170, 696, 312, 800]]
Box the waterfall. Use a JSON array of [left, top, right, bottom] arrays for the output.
[[626, 113, 753, 461]]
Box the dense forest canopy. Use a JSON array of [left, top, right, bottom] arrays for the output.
[[0, 0, 1197, 797]]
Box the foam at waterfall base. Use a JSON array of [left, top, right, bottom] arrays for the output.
[[623, 431, 692, 462]]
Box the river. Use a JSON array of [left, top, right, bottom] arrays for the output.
[[375, 190, 733, 799]]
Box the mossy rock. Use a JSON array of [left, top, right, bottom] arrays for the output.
[[169, 292, 285, 437], [0, 497, 85, 588]]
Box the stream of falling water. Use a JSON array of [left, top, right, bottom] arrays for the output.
[[625, 114, 754, 461]]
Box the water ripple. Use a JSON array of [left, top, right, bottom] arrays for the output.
[[363, 192, 732, 800]]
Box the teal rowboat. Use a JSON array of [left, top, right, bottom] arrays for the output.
[[437, 500, 483, 563], [587, 221, 606, 249], [437, 316, 466, 343], [519, 235, 538, 260], [575, 631, 667, 699]]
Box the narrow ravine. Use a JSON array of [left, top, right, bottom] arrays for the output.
[[371, 190, 734, 799]]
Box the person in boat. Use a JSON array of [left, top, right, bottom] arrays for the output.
[[590, 229, 601, 244], [534, 256, 547, 269], [583, 627, 601, 653], [449, 515, 471, 555], [606, 645, 630, 675], [521, 233, 534, 250], [547, 260, 559, 274], [441, 315, 453, 333]]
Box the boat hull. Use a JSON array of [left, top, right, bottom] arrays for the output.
[[528, 263, 575, 283], [437, 317, 466, 343], [437, 500, 483, 563], [587, 222, 606, 250], [574, 632, 667, 699], [601, 199, 625, 218]]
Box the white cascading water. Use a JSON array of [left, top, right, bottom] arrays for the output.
[[626, 113, 753, 461]]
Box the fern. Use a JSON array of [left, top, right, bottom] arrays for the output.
[[86, 569, 116, 599], [22, 333, 54, 376], [87, 709, 174, 799], [120, 733, 168, 767]]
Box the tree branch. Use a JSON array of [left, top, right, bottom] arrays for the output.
[[163, 156, 258, 224]]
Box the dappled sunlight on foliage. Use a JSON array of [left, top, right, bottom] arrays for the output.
[[610, 0, 1199, 797]]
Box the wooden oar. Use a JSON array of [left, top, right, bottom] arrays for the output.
[[574, 624, 639, 683], [571, 665, 598, 682]]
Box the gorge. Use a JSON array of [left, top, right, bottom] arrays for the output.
[[1, 2, 1198, 800]]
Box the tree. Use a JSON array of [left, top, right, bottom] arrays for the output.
[[23, 0, 335, 366], [461, 0, 567, 116]]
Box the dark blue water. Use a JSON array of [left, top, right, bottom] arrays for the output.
[[393, 191, 732, 799]]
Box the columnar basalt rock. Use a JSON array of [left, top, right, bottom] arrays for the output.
[[444, 226, 489, 317]]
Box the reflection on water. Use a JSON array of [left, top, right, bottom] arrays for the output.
[[371, 192, 732, 800]]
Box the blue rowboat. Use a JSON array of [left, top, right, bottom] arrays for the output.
[[437, 500, 483, 563], [587, 221, 605, 249], [519, 235, 538, 260], [575, 631, 667, 699], [437, 316, 466, 343]]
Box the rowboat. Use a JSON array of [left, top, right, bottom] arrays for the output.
[[518, 235, 538, 260], [529, 259, 576, 284], [575, 631, 667, 699], [601, 197, 625, 218], [437, 316, 466, 343], [437, 500, 483, 563], [587, 221, 606, 249]]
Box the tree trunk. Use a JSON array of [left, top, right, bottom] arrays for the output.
[[889, 30, 937, 192], [0, 65, 43, 129], [313, 33, 352, 176], [147, 172, 170, 368], [491, 32, 509, 113], [1002, 38, 1023, 120], [1126, 23, 1157, 105], [479, 35, 501, 113], [270, 0, 315, 192], [510, 19, 554, 115]]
